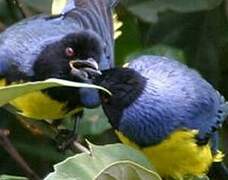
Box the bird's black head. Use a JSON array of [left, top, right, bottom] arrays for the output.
[[33, 30, 103, 82], [96, 68, 147, 128], [31, 30, 104, 109]]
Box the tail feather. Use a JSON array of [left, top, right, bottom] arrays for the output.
[[216, 91, 228, 126], [208, 93, 228, 180]]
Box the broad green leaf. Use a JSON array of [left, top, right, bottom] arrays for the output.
[[0, 78, 111, 107], [122, 0, 223, 23], [79, 107, 111, 135], [21, 0, 52, 12], [45, 142, 159, 180], [52, 0, 67, 15], [95, 161, 161, 180], [125, 45, 186, 64], [0, 175, 27, 180]]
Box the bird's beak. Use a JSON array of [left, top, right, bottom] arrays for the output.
[[69, 58, 102, 81]]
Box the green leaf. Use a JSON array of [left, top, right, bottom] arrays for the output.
[[126, 45, 186, 64], [95, 161, 161, 180], [115, 11, 143, 65], [79, 107, 111, 135], [122, 0, 223, 23], [21, 0, 52, 13], [45, 142, 160, 180], [56, 107, 111, 136], [51, 0, 67, 15], [0, 78, 111, 107], [0, 175, 27, 180]]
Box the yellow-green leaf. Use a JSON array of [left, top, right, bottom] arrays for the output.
[[95, 161, 161, 180], [0, 175, 27, 180], [52, 0, 67, 15], [0, 78, 111, 107], [45, 142, 160, 180]]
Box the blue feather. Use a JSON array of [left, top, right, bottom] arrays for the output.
[[118, 55, 227, 147]]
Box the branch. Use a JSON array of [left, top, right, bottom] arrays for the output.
[[0, 129, 40, 180], [12, 0, 29, 18], [73, 141, 90, 154], [0, 21, 5, 32]]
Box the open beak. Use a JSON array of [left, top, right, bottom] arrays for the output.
[[69, 58, 102, 81]]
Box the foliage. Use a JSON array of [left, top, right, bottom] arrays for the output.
[[51, 0, 67, 15], [0, 175, 27, 180], [121, 0, 223, 23], [0, 78, 110, 107], [45, 142, 161, 180]]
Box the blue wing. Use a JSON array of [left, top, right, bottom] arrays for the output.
[[120, 55, 228, 147], [197, 92, 228, 147]]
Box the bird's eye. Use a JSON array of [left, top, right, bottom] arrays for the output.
[[65, 47, 75, 57]]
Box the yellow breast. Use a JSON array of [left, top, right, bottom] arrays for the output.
[[116, 130, 222, 179], [0, 79, 82, 120], [10, 91, 82, 120]]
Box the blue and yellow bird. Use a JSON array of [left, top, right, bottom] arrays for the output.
[[97, 55, 228, 179], [0, 0, 118, 121]]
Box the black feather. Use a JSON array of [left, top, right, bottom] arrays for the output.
[[96, 68, 147, 128]]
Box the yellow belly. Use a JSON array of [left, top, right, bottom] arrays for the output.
[[10, 91, 82, 120], [0, 79, 82, 120], [116, 130, 223, 179]]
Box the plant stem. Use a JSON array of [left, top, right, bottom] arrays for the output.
[[73, 141, 90, 154], [0, 22, 5, 32], [0, 129, 40, 180], [13, 0, 27, 18]]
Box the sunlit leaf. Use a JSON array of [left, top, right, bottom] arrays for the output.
[[51, 0, 67, 15], [0, 78, 111, 107], [0, 175, 27, 180], [95, 161, 161, 180], [113, 13, 123, 39], [45, 142, 159, 180]]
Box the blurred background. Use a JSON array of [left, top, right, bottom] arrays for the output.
[[0, 0, 228, 178]]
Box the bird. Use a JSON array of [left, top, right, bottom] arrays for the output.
[[96, 55, 228, 179], [0, 0, 117, 121]]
